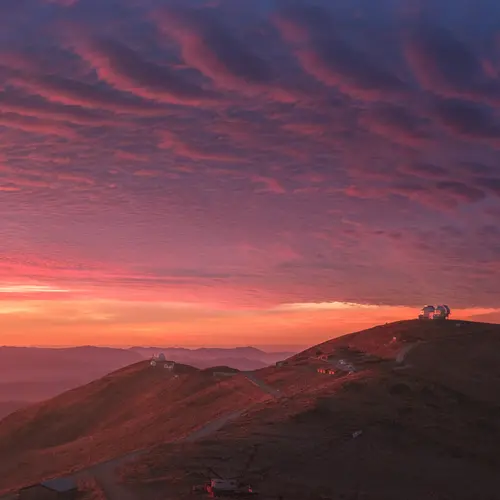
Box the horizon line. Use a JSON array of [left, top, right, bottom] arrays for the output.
[[0, 343, 308, 352]]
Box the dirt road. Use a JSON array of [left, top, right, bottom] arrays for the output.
[[82, 409, 248, 499], [242, 371, 282, 398], [65, 371, 279, 500], [183, 409, 246, 443], [396, 343, 420, 364], [92, 460, 139, 500]]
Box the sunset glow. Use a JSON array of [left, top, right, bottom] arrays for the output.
[[1, 295, 499, 348], [1, 0, 499, 348]]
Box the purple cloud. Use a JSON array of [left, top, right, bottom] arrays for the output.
[[0, 0, 498, 315], [72, 37, 213, 104], [274, 4, 407, 100], [432, 98, 500, 141], [10, 74, 164, 115], [405, 21, 500, 106]]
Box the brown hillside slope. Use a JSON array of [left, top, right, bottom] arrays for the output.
[[0, 361, 268, 494], [121, 319, 500, 500], [0, 401, 28, 420], [260, 319, 500, 400], [293, 318, 497, 361]]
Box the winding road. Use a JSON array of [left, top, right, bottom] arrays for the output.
[[24, 371, 283, 500], [242, 371, 283, 399], [395, 342, 420, 364], [89, 328, 481, 498], [4, 343, 433, 500]]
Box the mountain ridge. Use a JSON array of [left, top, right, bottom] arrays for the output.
[[0, 345, 294, 416], [1, 319, 498, 499]]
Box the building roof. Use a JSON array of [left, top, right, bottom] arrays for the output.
[[41, 476, 77, 492]]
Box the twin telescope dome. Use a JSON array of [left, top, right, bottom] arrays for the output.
[[418, 304, 451, 320]]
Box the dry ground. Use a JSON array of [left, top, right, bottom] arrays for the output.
[[0, 363, 267, 494], [77, 477, 107, 500], [3, 320, 500, 499], [118, 320, 500, 500]]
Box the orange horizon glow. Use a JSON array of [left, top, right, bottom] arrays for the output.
[[1, 286, 499, 348]]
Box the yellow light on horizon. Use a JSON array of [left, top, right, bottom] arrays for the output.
[[273, 301, 382, 311], [0, 284, 71, 293]]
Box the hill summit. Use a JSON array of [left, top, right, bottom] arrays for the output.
[[0, 319, 499, 499]]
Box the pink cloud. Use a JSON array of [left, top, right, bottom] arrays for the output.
[[159, 130, 243, 162], [250, 175, 286, 194], [431, 98, 500, 147], [55, 172, 95, 185], [71, 37, 213, 104], [114, 150, 149, 162], [10, 74, 165, 116], [157, 8, 297, 102], [273, 10, 407, 101], [132, 169, 161, 178], [0, 113, 77, 137], [45, 0, 78, 5], [359, 104, 433, 147], [0, 0, 499, 323], [404, 23, 500, 107], [0, 90, 116, 126]]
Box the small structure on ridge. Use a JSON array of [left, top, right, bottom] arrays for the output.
[[150, 353, 175, 370], [418, 304, 451, 320]]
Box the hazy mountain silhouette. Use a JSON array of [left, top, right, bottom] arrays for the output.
[[0, 345, 294, 419], [129, 346, 294, 370]]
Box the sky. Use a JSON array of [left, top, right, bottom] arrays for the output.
[[1, 0, 500, 348]]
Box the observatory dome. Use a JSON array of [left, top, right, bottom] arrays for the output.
[[418, 305, 435, 319], [434, 304, 451, 319]]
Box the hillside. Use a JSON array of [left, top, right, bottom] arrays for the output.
[[0, 361, 268, 494], [0, 345, 288, 418], [1, 319, 499, 499], [130, 346, 294, 371], [0, 401, 28, 420], [119, 319, 500, 500]]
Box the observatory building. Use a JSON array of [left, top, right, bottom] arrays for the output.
[[433, 304, 451, 319], [418, 304, 451, 320], [418, 305, 435, 320], [150, 353, 175, 370]]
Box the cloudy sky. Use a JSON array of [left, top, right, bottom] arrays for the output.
[[1, 0, 499, 347]]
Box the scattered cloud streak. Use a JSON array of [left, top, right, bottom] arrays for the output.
[[73, 37, 212, 104]]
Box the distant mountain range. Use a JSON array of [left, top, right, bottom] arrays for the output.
[[129, 346, 295, 370], [0, 345, 296, 419]]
